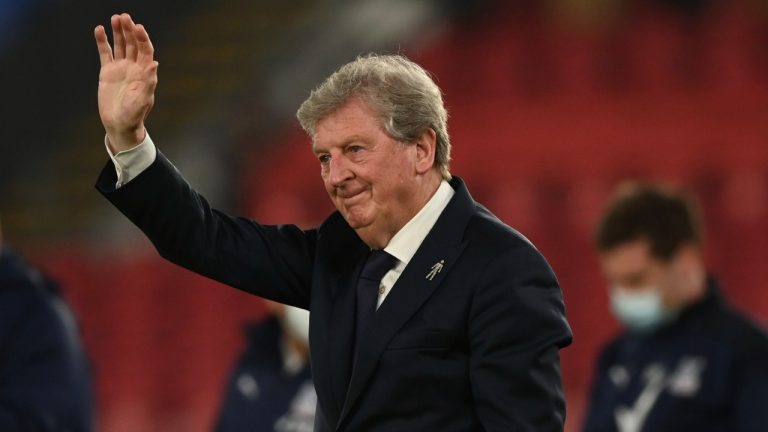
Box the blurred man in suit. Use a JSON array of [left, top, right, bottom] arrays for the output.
[[93, 13, 572, 431], [583, 182, 768, 432], [0, 227, 94, 431]]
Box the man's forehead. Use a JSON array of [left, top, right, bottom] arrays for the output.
[[312, 100, 384, 150], [319, 99, 376, 127], [601, 239, 656, 272]]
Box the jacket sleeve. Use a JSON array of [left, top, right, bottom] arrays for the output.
[[468, 244, 573, 432], [95, 151, 316, 309]]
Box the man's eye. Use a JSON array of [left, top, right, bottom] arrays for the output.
[[348, 145, 363, 153], [318, 154, 330, 164]]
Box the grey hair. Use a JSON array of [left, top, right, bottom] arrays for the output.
[[296, 54, 451, 180]]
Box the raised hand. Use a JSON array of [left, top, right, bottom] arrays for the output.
[[95, 14, 158, 153]]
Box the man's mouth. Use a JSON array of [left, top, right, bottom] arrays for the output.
[[337, 189, 367, 205]]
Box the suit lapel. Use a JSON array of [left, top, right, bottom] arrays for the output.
[[337, 177, 476, 428]]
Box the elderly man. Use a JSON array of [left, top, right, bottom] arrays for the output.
[[583, 183, 768, 432], [94, 13, 572, 431]]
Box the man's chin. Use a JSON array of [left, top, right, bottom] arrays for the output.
[[343, 217, 370, 230], [339, 206, 372, 228], [340, 211, 374, 231]]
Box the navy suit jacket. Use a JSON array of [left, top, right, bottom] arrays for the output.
[[97, 152, 572, 431]]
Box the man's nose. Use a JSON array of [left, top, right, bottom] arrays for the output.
[[328, 157, 353, 187]]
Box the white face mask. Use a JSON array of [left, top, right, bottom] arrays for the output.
[[610, 286, 671, 334], [282, 305, 310, 347]]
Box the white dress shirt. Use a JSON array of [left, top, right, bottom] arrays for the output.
[[105, 134, 456, 308], [379, 180, 453, 307], [105, 134, 156, 188]]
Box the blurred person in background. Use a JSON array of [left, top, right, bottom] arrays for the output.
[[92, 13, 571, 431], [215, 302, 315, 432], [0, 225, 94, 431], [582, 182, 768, 432]]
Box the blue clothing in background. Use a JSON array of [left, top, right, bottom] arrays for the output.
[[583, 278, 768, 432], [0, 247, 93, 432], [216, 316, 315, 432]]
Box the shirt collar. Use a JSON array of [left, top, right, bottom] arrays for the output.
[[384, 180, 455, 266]]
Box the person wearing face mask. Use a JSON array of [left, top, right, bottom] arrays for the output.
[[582, 182, 768, 432], [215, 301, 315, 432]]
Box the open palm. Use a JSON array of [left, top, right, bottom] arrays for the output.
[[95, 14, 158, 152]]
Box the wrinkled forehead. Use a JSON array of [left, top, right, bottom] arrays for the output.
[[311, 98, 388, 151]]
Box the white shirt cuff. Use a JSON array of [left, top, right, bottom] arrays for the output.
[[104, 133, 157, 188]]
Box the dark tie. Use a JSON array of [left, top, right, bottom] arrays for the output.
[[355, 250, 397, 345]]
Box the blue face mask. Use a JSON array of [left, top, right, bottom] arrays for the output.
[[610, 287, 672, 334]]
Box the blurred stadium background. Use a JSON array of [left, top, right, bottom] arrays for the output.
[[1, 0, 767, 430]]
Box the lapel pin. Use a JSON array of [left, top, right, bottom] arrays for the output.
[[426, 260, 445, 281]]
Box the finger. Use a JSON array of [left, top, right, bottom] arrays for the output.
[[94, 25, 114, 66], [146, 61, 159, 92], [122, 14, 138, 61], [111, 15, 125, 60], [135, 24, 155, 66]]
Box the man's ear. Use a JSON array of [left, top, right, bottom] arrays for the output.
[[414, 128, 437, 175], [675, 244, 703, 271], [673, 243, 706, 292]]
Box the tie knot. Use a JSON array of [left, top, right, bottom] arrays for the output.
[[360, 250, 396, 282]]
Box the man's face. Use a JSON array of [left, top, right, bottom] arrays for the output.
[[599, 239, 682, 309], [312, 98, 426, 248]]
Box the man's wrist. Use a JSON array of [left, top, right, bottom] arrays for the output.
[[106, 126, 146, 154]]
